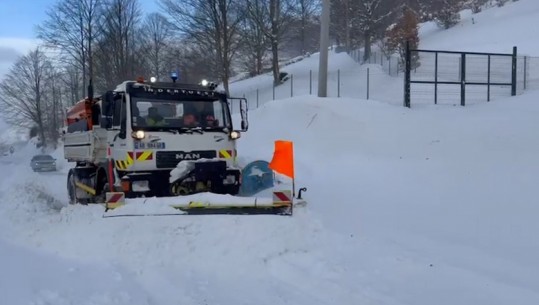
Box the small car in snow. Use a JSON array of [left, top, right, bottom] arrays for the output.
[[30, 154, 57, 172]]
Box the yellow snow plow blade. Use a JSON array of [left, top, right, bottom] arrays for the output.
[[102, 190, 297, 218]]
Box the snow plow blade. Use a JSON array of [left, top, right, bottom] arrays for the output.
[[102, 190, 298, 218]]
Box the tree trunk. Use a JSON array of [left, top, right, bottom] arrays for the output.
[[345, 0, 350, 51], [256, 49, 263, 75], [270, 0, 280, 85], [363, 32, 371, 62], [272, 41, 280, 85]]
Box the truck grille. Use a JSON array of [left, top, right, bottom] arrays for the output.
[[155, 150, 217, 168]]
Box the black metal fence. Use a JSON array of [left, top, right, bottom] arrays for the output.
[[404, 43, 518, 107], [519, 55, 539, 91], [348, 49, 401, 77]]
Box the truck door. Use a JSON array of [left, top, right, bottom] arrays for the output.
[[111, 93, 131, 172]]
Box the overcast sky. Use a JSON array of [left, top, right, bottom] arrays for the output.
[[0, 0, 158, 79]]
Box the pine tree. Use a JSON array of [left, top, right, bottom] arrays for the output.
[[432, 0, 462, 29]]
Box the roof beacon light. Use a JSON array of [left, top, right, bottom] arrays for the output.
[[150, 76, 157, 83], [171, 71, 178, 83], [201, 79, 209, 86]]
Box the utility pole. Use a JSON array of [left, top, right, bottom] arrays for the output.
[[318, 0, 330, 97]]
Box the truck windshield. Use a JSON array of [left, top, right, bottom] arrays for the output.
[[131, 97, 231, 131]]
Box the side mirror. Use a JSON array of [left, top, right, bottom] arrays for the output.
[[100, 91, 114, 129], [227, 97, 249, 132], [239, 98, 248, 132]]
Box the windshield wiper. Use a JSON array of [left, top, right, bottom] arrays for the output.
[[179, 127, 204, 134], [157, 128, 178, 134], [203, 126, 229, 133]]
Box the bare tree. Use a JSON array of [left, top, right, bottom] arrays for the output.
[[60, 64, 83, 106], [94, 0, 143, 90], [159, 0, 244, 94], [290, 0, 321, 55], [353, 0, 399, 61], [0, 48, 56, 147], [238, 0, 271, 76], [140, 12, 175, 81], [37, 0, 105, 98], [245, 0, 295, 85], [330, 0, 354, 50], [43, 69, 65, 147]]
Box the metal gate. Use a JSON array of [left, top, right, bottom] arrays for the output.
[[404, 42, 518, 108]]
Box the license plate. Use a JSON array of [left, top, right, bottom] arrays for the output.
[[135, 141, 165, 149]]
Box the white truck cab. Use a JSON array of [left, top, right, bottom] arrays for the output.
[[64, 79, 249, 203]]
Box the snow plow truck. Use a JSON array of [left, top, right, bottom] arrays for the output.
[[63, 77, 302, 216]]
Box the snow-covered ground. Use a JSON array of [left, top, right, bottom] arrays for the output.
[[1, 1, 539, 304]]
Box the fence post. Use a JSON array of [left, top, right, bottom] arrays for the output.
[[461, 53, 466, 106], [434, 52, 438, 105], [367, 68, 370, 100], [309, 70, 312, 94], [487, 55, 491, 102], [273, 82, 275, 100], [291, 74, 294, 97], [404, 41, 411, 108], [256, 88, 259, 108], [338, 69, 340, 98], [511, 46, 517, 96], [524, 56, 527, 90]]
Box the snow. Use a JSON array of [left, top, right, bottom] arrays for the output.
[[0, 239, 154, 305], [2, 1, 539, 304], [419, 3, 539, 55], [104, 192, 275, 217], [168, 158, 226, 183]]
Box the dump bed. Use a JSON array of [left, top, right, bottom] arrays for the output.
[[63, 128, 108, 164]]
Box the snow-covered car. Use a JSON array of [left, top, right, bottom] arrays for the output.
[[30, 154, 57, 172]]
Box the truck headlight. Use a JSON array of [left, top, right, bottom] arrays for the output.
[[230, 131, 241, 139], [132, 130, 145, 139]]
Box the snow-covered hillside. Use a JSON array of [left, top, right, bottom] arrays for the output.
[[419, 0, 539, 55], [1, 1, 539, 304]]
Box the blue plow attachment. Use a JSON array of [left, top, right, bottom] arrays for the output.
[[238, 160, 274, 197]]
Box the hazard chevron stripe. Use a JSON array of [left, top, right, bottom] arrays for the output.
[[114, 152, 136, 170], [137, 151, 153, 161], [105, 192, 125, 209], [219, 150, 232, 158], [273, 190, 292, 206], [107, 193, 123, 203], [115, 160, 127, 170], [126, 153, 134, 164]]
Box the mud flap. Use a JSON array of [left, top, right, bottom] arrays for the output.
[[105, 192, 125, 210], [239, 160, 274, 196]]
